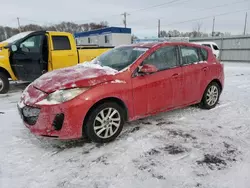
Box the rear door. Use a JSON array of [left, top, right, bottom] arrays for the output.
[[50, 35, 78, 70], [179, 45, 204, 105], [10, 32, 46, 81]]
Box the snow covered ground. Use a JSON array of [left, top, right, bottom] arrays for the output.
[[1, 62, 250, 188]]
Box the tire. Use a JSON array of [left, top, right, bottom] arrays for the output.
[[0, 72, 9, 94], [84, 102, 125, 143], [199, 82, 221, 110]]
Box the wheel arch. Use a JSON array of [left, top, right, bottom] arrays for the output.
[[209, 79, 222, 92], [200, 79, 222, 103], [82, 97, 129, 132], [0, 67, 11, 78]]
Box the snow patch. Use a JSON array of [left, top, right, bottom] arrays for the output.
[[78, 62, 118, 75], [71, 83, 77, 88], [1, 62, 250, 188], [111, 80, 126, 84]]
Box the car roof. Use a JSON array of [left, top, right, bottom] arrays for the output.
[[124, 42, 203, 49], [194, 41, 218, 45]]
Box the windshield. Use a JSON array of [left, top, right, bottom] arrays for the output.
[[93, 46, 148, 71], [2, 31, 33, 44]]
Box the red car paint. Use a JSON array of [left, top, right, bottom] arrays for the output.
[[18, 42, 224, 140]]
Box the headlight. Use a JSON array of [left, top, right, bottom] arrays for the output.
[[36, 88, 89, 105]]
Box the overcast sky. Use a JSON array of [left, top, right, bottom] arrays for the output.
[[1, 0, 249, 37]]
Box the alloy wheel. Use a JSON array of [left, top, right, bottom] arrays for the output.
[[206, 85, 219, 106], [93, 107, 121, 139], [0, 79, 4, 92]]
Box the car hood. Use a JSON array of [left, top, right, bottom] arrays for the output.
[[32, 63, 119, 93]]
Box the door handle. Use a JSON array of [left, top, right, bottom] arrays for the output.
[[171, 73, 179, 78], [68, 54, 74, 56], [202, 67, 208, 71]]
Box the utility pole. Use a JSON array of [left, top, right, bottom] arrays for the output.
[[212, 17, 215, 37], [158, 19, 161, 38], [244, 12, 248, 35], [17, 17, 21, 32], [121, 12, 130, 28]]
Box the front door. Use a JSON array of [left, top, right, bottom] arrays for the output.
[[132, 45, 182, 116], [10, 33, 46, 81]]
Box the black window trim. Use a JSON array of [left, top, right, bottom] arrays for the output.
[[52, 35, 71, 51], [199, 47, 209, 61]]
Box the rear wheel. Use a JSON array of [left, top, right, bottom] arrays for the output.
[[199, 82, 221, 109], [84, 102, 125, 143], [0, 72, 9, 94]]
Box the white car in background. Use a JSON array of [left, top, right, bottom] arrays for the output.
[[193, 42, 220, 58]]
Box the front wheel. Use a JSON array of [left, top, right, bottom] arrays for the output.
[[84, 102, 125, 143], [199, 82, 221, 109], [0, 72, 9, 94]]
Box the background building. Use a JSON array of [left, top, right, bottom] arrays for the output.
[[74, 27, 132, 47]]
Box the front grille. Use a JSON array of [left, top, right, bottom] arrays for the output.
[[52, 113, 64, 131], [22, 106, 40, 125]]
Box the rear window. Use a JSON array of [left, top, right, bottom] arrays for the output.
[[200, 48, 208, 61], [213, 44, 219, 50], [52, 36, 71, 50]]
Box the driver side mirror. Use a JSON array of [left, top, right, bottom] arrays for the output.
[[138, 64, 158, 74], [11, 44, 18, 52]]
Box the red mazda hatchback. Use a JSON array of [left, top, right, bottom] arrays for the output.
[[18, 42, 224, 143]]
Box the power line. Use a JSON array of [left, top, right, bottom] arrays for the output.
[[19, 17, 54, 25], [155, 0, 250, 24], [127, 0, 182, 13], [127, 0, 249, 27], [193, 0, 249, 12], [140, 8, 250, 30], [126, 0, 192, 25], [73, 0, 183, 25]]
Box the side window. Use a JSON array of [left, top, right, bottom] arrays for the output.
[[52, 36, 71, 50], [200, 48, 208, 61], [143, 46, 178, 70], [20, 35, 43, 53], [180, 46, 199, 65], [213, 44, 219, 50]]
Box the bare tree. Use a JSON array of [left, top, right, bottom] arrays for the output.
[[192, 22, 203, 37], [0, 21, 109, 41]]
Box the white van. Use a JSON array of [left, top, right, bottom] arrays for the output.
[[193, 42, 220, 58]]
